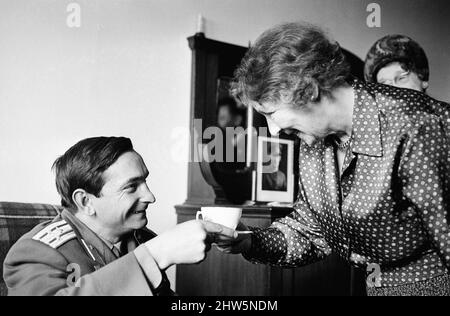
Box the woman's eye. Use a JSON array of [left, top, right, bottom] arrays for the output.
[[397, 72, 410, 83], [262, 110, 276, 117]]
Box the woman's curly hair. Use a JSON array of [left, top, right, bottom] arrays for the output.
[[231, 22, 350, 108]]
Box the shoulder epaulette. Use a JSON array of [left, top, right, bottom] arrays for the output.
[[32, 219, 76, 249]]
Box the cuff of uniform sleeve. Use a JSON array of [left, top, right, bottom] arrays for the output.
[[134, 244, 163, 290]]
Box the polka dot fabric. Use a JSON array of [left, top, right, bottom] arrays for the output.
[[244, 80, 450, 291]]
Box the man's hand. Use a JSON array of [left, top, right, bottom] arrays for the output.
[[145, 220, 237, 270]]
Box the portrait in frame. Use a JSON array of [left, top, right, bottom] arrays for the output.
[[256, 136, 294, 203]]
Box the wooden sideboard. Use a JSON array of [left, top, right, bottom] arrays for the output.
[[175, 204, 362, 296]]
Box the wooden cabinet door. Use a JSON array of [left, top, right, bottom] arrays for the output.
[[175, 205, 358, 296]]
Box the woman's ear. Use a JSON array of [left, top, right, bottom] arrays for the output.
[[310, 79, 320, 102], [72, 189, 96, 216]]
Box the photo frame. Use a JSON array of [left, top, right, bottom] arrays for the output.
[[256, 136, 294, 203]]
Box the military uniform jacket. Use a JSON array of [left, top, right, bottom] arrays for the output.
[[3, 209, 170, 296]]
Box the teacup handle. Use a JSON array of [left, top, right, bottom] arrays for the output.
[[196, 211, 203, 220]]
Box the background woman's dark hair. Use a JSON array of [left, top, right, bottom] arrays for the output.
[[52, 137, 134, 210], [231, 22, 350, 107], [364, 34, 429, 83]]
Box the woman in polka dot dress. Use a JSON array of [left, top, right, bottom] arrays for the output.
[[222, 22, 450, 296]]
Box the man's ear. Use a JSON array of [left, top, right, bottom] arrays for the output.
[[72, 189, 96, 216], [421, 81, 429, 91]]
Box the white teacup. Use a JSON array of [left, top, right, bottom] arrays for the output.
[[196, 207, 242, 230]]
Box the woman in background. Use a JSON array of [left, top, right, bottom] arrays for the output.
[[364, 34, 449, 138], [364, 34, 430, 93]]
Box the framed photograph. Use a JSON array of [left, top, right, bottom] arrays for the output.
[[256, 136, 294, 203]]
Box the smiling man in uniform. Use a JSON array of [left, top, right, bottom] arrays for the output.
[[3, 136, 236, 296]]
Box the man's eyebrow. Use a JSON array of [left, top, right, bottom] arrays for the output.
[[120, 173, 149, 188]]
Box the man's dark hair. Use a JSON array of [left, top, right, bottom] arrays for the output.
[[52, 137, 134, 210]]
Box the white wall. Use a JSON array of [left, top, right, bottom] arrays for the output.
[[1, 0, 449, 289]]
